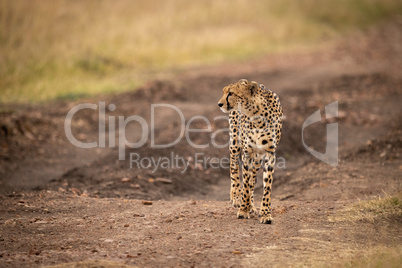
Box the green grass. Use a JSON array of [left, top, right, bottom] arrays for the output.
[[1, 0, 402, 103]]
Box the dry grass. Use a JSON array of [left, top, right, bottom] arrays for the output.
[[329, 192, 402, 223], [340, 246, 402, 268], [311, 246, 402, 268], [1, 0, 402, 103]]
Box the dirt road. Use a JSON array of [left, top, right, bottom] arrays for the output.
[[0, 19, 401, 267]]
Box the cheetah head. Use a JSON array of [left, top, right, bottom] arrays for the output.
[[218, 79, 259, 113]]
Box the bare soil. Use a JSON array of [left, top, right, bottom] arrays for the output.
[[0, 19, 401, 267]]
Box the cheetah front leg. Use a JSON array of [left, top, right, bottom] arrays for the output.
[[237, 153, 262, 219], [249, 174, 258, 215], [229, 111, 241, 207], [229, 149, 241, 207], [260, 153, 276, 224]]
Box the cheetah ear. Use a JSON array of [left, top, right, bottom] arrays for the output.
[[247, 81, 259, 96], [238, 79, 248, 85]]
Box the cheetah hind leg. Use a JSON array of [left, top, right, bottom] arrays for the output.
[[249, 176, 258, 215], [249, 194, 259, 215]]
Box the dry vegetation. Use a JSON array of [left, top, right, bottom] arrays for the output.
[[329, 192, 402, 223], [341, 246, 402, 268], [1, 0, 402, 102]]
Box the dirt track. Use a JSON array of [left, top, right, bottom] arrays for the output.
[[0, 19, 401, 267]]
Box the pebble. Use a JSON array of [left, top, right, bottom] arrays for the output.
[[141, 201, 153, 205], [155, 178, 173, 184], [28, 249, 41, 256], [121, 178, 130, 183], [130, 184, 141, 189], [70, 188, 81, 195]]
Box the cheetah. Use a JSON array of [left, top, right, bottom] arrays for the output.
[[218, 79, 283, 224]]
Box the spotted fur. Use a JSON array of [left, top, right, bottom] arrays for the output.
[[218, 79, 283, 224]]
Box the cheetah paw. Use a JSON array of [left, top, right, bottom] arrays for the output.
[[250, 205, 259, 215], [259, 214, 273, 224], [237, 210, 250, 219], [230, 194, 242, 208]]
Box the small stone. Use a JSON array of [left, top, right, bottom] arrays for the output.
[[124, 224, 129, 227], [71, 188, 81, 195], [195, 163, 203, 170], [29, 249, 41, 255], [130, 184, 141, 189], [81, 190, 89, 197], [121, 178, 130, 183], [141, 200, 153, 205], [337, 111, 347, 119], [104, 239, 113, 243], [176, 235, 182, 240], [233, 250, 241, 254], [155, 178, 172, 184], [148, 178, 155, 183]]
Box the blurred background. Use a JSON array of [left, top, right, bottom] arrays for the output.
[[1, 0, 401, 103]]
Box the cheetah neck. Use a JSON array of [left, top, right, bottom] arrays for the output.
[[239, 94, 269, 119]]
